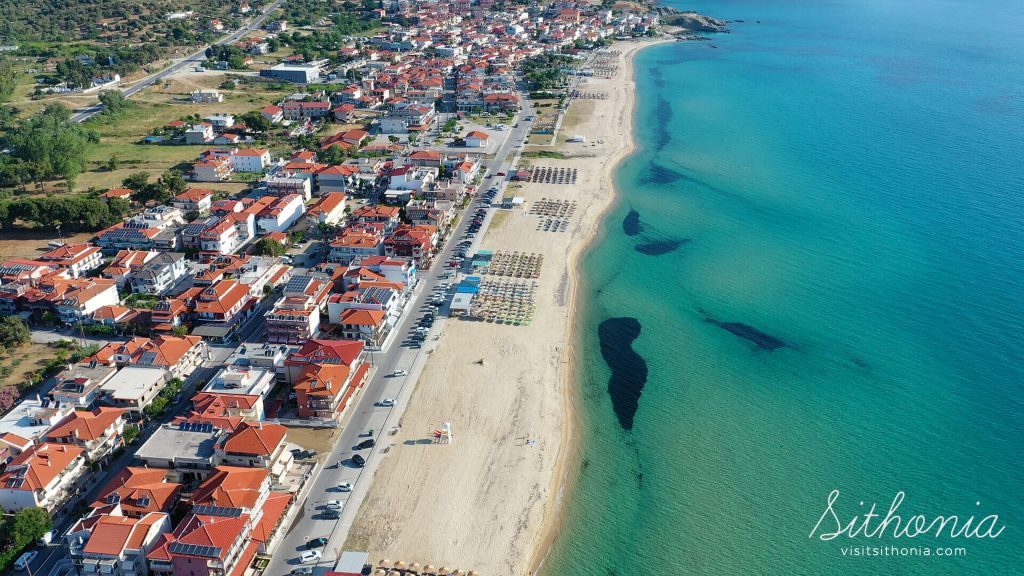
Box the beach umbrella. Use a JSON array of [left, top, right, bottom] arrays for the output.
[[374, 570, 388, 576], [409, 563, 422, 573], [380, 560, 392, 569], [395, 561, 408, 570], [423, 566, 437, 575]]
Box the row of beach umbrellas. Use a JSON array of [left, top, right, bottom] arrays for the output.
[[471, 280, 537, 325], [481, 251, 544, 278], [375, 560, 481, 576], [529, 198, 577, 218]]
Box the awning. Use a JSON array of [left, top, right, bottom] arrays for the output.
[[191, 324, 233, 338]]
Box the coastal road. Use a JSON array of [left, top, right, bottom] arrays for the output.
[[262, 98, 535, 576], [71, 0, 287, 123]]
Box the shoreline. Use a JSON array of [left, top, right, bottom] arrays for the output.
[[527, 38, 672, 575]]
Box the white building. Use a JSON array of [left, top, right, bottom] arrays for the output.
[[230, 148, 272, 173], [257, 194, 306, 234], [66, 512, 172, 576], [98, 366, 169, 417], [129, 252, 187, 295], [191, 90, 224, 103], [0, 443, 85, 511], [203, 366, 276, 397], [184, 123, 215, 144]]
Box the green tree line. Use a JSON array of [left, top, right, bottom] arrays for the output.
[[0, 103, 97, 190]]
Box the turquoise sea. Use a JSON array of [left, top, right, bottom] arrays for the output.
[[543, 0, 1024, 574]]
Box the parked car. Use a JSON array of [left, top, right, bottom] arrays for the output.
[[355, 439, 375, 450], [391, 369, 407, 377], [378, 398, 396, 407], [321, 509, 341, 520], [337, 482, 353, 492], [14, 552, 37, 571], [326, 500, 343, 510], [299, 550, 322, 564], [352, 453, 366, 467], [306, 537, 329, 549], [293, 567, 313, 575]]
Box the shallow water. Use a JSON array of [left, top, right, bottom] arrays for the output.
[[543, 0, 1024, 573]]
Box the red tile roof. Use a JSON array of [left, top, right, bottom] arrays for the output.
[[219, 422, 286, 457]]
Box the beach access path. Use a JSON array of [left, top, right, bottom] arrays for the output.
[[341, 41, 663, 575]]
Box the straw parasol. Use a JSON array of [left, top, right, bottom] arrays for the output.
[[409, 563, 422, 573], [395, 561, 408, 570], [373, 570, 387, 576], [379, 560, 392, 569], [437, 568, 450, 576], [423, 565, 437, 575], [387, 572, 401, 576]]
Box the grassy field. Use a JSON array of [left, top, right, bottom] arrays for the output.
[[0, 342, 58, 390], [68, 77, 290, 191], [0, 229, 95, 260]]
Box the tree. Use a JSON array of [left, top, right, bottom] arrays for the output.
[[159, 170, 187, 196], [4, 104, 96, 189], [238, 111, 271, 134], [98, 90, 133, 117], [0, 507, 51, 571], [171, 325, 190, 337], [0, 59, 16, 103], [251, 237, 288, 257], [0, 316, 30, 348], [106, 154, 120, 171], [0, 386, 19, 412], [121, 172, 150, 193], [123, 424, 141, 444]]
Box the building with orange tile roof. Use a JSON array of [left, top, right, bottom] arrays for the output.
[[38, 243, 104, 278], [194, 279, 257, 328], [337, 308, 389, 346], [95, 334, 207, 378], [102, 249, 160, 288], [328, 227, 386, 264], [172, 188, 214, 214], [66, 511, 172, 576], [45, 406, 128, 462], [191, 466, 271, 511], [305, 191, 348, 226], [92, 467, 183, 518], [216, 422, 292, 479], [173, 392, 264, 432], [283, 338, 365, 383], [101, 187, 134, 201], [146, 511, 253, 576], [0, 442, 85, 511]]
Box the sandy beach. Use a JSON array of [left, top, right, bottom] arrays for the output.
[[344, 40, 667, 574]]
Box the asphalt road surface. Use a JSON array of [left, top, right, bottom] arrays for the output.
[[71, 0, 287, 123]]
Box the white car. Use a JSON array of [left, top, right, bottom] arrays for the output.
[[14, 552, 38, 571], [293, 567, 313, 575], [337, 482, 353, 492], [326, 500, 343, 510], [299, 550, 322, 564], [391, 369, 407, 377], [378, 398, 396, 407]]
